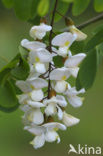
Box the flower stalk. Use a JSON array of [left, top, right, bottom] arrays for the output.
[[48, 0, 58, 99]]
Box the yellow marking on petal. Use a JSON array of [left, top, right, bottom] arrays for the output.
[[64, 41, 70, 47], [31, 85, 35, 90], [33, 29, 37, 33], [62, 75, 67, 80], [35, 57, 40, 62], [53, 128, 58, 131]]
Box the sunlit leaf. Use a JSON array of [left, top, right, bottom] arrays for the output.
[[37, 0, 49, 17], [94, 0, 103, 12]]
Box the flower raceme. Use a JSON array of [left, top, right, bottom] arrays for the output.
[[16, 22, 87, 149]]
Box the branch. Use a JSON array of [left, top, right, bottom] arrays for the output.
[[48, 0, 58, 99], [56, 10, 103, 31], [77, 13, 103, 29]]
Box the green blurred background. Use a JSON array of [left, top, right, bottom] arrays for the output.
[[0, 1, 103, 156]]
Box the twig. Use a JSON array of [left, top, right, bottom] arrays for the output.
[[77, 13, 103, 29], [48, 0, 58, 99], [56, 10, 103, 30]]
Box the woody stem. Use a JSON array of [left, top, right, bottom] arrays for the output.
[[48, 0, 58, 99]]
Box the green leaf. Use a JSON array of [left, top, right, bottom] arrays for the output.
[[85, 28, 103, 52], [28, 15, 41, 25], [53, 56, 64, 68], [61, 0, 74, 3], [94, 0, 103, 12], [10, 79, 22, 94], [55, 1, 69, 22], [19, 46, 28, 59], [11, 57, 30, 80], [0, 80, 19, 112], [31, 0, 39, 19], [97, 43, 103, 56], [76, 49, 97, 90], [70, 41, 85, 54], [2, 0, 14, 8], [37, 0, 49, 17], [72, 0, 90, 16], [0, 54, 20, 85], [14, 0, 33, 20]]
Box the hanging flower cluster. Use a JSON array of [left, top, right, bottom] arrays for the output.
[[16, 22, 87, 149]]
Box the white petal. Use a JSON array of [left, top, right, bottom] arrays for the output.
[[58, 47, 68, 57], [69, 25, 87, 41], [67, 95, 84, 107], [27, 100, 45, 108], [50, 67, 71, 80], [30, 23, 52, 40], [68, 67, 79, 78], [45, 103, 57, 116], [19, 104, 30, 112], [21, 39, 46, 51], [27, 78, 48, 89], [66, 86, 85, 96], [56, 105, 63, 120], [43, 122, 66, 131], [31, 134, 45, 149], [28, 51, 37, 64], [45, 130, 60, 143], [37, 49, 52, 62], [27, 108, 44, 125], [52, 32, 77, 47], [35, 62, 46, 74], [54, 80, 67, 93], [62, 111, 80, 127], [30, 89, 44, 101], [64, 53, 86, 68], [24, 125, 44, 135], [16, 81, 32, 93], [56, 95, 67, 107], [17, 94, 29, 104]]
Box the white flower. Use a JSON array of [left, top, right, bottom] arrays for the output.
[[23, 108, 44, 125], [44, 95, 67, 120], [50, 67, 71, 93], [69, 25, 87, 41], [24, 122, 66, 149], [28, 49, 52, 74], [21, 39, 46, 51], [64, 52, 86, 77], [16, 78, 47, 102], [62, 111, 80, 127], [65, 84, 85, 107], [16, 77, 48, 92], [30, 23, 52, 40], [52, 32, 77, 57]]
